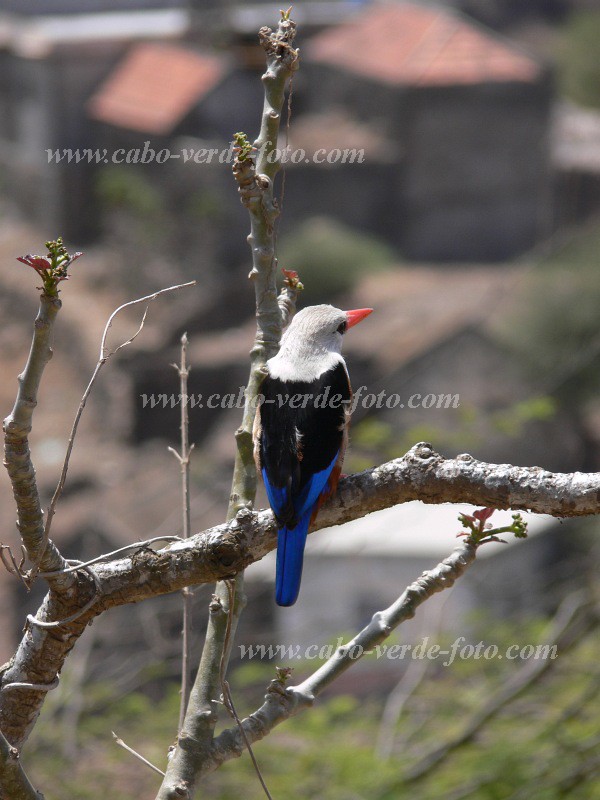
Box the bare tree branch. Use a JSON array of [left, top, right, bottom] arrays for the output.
[[403, 590, 599, 783], [189, 551, 599, 783], [0, 730, 44, 800], [156, 13, 299, 800], [1, 444, 598, 751], [168, 332, 195, 731], [93, 445, 600, 607], [196, 537, 480, 779], [0, 283, 195, 751], [40, 281, 196, 580], [3, 292, 72, 588]]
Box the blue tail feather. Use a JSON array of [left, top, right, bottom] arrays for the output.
[[275, 509, 312, 607], [267, 451, 340, 606]]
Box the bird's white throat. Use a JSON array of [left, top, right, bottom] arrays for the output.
[[267, 346, 345, 383]]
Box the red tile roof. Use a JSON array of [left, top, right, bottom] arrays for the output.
[[88, 43, 226, 135], [306, 2, 541, 87]]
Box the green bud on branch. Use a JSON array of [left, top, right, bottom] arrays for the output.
[[17, 236, 82, 297], [457, 508, 528, 545]]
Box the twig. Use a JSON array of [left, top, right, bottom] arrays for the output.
[[0, 730, 43, 800], [3, 292, 72, 587], [219, 580, 273, 800], [0, 545, 29, 590], [112, 732, 165, 777], [375, 594, 449, 759], [156, 12, 299, 800], [35, 280, 195, 582], [36, 536, 182, 577], [1, 680, 59, 694], [168, 333, 195, 731], [185, 538, 479, 781], [403, 590, 598, 783]]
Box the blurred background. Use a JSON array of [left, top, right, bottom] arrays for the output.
[[0, 1, 599, 797]]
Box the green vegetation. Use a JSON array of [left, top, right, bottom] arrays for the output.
[[278, 216, 396, 304], [560, 11, 600, 109], [346, 396, 558, 473], [493, 221, 600, 405], [95, 166, 164, 218], [27, 610, 599, 799], [16, 236, 82, 297]]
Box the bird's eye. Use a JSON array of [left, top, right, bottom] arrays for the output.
[[337, 321, 347, 335]]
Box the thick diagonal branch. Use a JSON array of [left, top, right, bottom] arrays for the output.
[[2, 445, 599, 751], [96, 445, 600, 608], [198, 539, 479, 778]]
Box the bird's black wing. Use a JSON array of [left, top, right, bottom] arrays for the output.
[[259, 361, 351, 527]]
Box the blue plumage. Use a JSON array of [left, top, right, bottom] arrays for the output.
[[263, 454, 338, 606], [275, 513, 311, 607], [254, 304, 372, 607]]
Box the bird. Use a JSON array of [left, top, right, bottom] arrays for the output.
[[254, 304, 373, 606]]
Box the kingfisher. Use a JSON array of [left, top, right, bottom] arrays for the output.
[[254, 304, 373, 606]]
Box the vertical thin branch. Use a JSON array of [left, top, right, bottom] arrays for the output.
[[3, 293, 72, 588], [375, 595, 448, 759], [0, 731, 44, 800], [0, 282, 196, 755], [168, 333, 195, 732], [403, 591, 596, 784], [219, 580, 273, 800], [38, 281, 196, 582], [156, 12, 299, 800]]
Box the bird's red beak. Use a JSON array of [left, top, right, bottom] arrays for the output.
[[345, 308, 373, 329]]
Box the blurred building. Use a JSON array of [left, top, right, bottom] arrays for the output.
[[0, 1, 596, 674], [0, 1, 186, 12], [553, 102, 600, 225], [0, 2, 190, 239], [302, 1, 554, 260], [0, 0, 557, 262]]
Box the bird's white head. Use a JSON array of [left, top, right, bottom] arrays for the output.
[[267, 304, 373, 382]]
